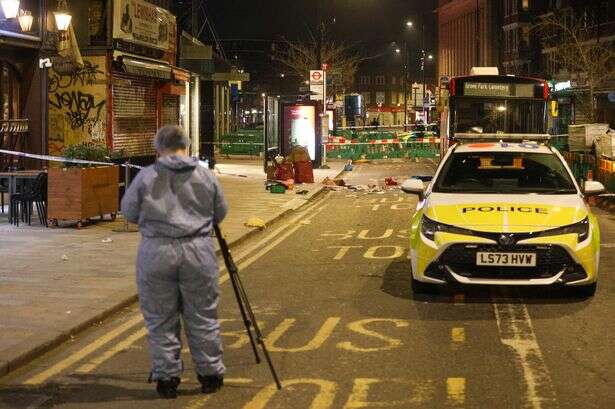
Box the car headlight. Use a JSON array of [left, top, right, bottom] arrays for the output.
[[536, 217, 590, 243], [420, 216, 474, 241]]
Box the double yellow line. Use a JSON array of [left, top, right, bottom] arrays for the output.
[[22, 196, 330, 386]]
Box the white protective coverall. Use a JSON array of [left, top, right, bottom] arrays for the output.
[[121, 155, 228, 381]]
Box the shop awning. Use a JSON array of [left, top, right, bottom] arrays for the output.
[[120, 56, 172, 80]]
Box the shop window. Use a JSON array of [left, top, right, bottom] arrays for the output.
[[0, 62, 20, 121], [376, 92, 385, 105]]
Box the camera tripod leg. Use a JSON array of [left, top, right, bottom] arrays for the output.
[[232, 271, 282, 390], [214, 224, 282, 390], [229, 270, 261, 363]]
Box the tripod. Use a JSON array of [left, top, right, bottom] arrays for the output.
[[213, 224, 282, 390]]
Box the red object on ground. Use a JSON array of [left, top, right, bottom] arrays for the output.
[[384, 177, 398, 186], [275, 162, 294, 181], [294, 161, 314, 183]]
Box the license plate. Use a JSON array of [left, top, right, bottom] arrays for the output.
[[476, 252, 536, 267]]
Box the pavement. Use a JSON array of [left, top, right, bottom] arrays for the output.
[[0, 158, 344, 378], [1, 160, 614, 409]]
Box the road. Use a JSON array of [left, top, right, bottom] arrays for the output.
[[1, 160, 614, 409]]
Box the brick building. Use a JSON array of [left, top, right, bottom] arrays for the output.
[[436, 0, 501, 79]]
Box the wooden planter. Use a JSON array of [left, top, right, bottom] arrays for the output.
[[48, 166, 119, 228]]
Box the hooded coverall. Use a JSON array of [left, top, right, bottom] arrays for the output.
[[121, 155, 228, 381]]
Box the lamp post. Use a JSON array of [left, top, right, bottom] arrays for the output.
[[402, 20, 413, 130]]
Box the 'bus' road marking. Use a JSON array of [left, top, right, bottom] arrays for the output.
[[185, 378, 254, 409], [492, 293, 557, 409], [22, 197, 329, 385], [23, 314, 144, 384]]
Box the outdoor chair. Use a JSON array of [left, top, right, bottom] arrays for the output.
[[10, 172, 48, 227]]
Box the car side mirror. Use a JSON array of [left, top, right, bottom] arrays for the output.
[[584, 180, 605, 196], [401, 178, 426, 200]]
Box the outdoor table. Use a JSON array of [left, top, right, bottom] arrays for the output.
[[0, 170, 45, 219]]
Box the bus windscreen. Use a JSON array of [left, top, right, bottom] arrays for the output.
[[453, 98, 545, 134]]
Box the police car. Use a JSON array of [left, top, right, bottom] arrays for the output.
[[402, 136, 604, 297]]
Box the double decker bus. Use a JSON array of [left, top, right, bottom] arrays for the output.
[[440, 68, 550, 155]]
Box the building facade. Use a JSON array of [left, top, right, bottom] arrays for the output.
[[0, 0, 53, 170], [436, 0, 501, 79], [500, 0, 542, 76]]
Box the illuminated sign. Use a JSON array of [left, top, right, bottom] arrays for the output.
[[283, 105, 317, 160], [463, 82, 535, 98]]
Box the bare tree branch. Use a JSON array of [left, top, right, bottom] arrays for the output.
[[535, 11, 615, 122]]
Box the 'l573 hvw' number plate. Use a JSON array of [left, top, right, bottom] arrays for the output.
[[476, 252, 536, 267]]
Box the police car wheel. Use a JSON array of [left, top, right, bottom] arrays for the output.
[[411, 277, 440, 295], [570, 282, 597, 298]]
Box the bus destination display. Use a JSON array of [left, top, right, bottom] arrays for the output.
[[464, 82, 535, 98]]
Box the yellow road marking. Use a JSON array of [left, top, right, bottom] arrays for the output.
[[265, 317, 340, 352], [23, 314, 144, 385], [23, 200, 329, 385], [243, 378, 338, 409], [337, 319, 409, 352], [451, 327, 465, 344], [74, 327, 148, 373], [446, 377, 466, 406], [184, 378, 254, 409]]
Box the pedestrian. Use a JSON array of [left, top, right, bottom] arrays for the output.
[[121, 125, 228, 399]]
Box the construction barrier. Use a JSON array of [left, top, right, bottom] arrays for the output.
[[219, 130, 263, 156], [325, 137, 440, 160], [563, 151, 596, 185], [597, 157, 615, 192]]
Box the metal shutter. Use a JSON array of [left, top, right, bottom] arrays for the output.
[[112, 73, 158, 157], [161, 94, 179, 126]]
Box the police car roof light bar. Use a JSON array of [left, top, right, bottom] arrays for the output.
[[454, 133, 551, 144]]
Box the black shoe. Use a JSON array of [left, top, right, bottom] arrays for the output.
[[156, 377, 181, 399], [197, 374, 224, 394]]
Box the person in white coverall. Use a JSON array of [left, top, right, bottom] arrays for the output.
[[121, 125, 228, 399]]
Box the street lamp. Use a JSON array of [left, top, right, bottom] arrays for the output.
[[17, 9, 32, 31], [0, 0, 19, 19], [53, 0, 72, 31], [406, 20, 413, 28]]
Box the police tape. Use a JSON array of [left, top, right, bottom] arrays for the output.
[[0, 149, 144, 169], [325, 138, 441, 146]]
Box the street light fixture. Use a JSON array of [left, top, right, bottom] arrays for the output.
[[406, 20, 413, 28], [428, 54, 434, 60], [0, 0, 19, 19], [53, 0, 72, 31], [17, 9, 32, 31]]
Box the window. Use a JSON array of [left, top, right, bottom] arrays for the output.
[[391, 76, 397, 85], [362, 92, 371, 105], [375, 75, 385, 85], [434, 152, 576, 194], [376, 92, 385, 105], [522, 0, 529, 10], [360, 76, 370, 85], [0, 62, 20, 121]]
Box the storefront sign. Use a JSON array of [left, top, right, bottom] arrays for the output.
[[113, 0, 176, 53]]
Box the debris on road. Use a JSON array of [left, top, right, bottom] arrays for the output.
[[101, 237, 113, 243], [61, 254, 69, 261], [244, 217, 266, 230]]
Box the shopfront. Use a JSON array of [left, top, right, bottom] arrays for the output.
[[0, 0, 48, 169]]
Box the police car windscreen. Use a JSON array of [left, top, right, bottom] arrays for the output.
[[433, 152, 576, 194]]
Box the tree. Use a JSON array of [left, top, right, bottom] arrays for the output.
[[535, 11, 615, 123], [273, 24, 364, 90]]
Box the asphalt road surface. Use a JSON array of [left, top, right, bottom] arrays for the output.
[[1, 160, 614, 409]]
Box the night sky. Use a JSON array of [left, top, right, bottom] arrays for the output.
[[204, 0, 438, 84]]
